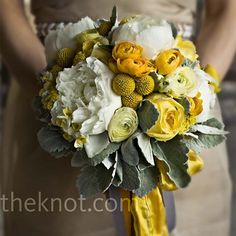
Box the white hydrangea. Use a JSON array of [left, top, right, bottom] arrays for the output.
[[112, 16, 174, 59], [45, 17, 95, 64], [51, 57, 122, 141]]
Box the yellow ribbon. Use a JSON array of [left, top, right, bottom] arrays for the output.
[[121, 187, 169, 236]]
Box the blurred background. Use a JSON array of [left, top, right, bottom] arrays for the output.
[[0, 0, 235, 235]]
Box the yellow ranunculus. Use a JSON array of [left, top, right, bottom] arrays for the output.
[[187, 150, 204, 176], [158, 66, 198, 98], [179, 115, 196, 134], [145, 94, 185, 141], [108, 58, 120, 74], [174, 35, 198, 62], [117, 58, 154, 77], [108, 107, 138, 142], [112, 42, 143, 60], [155, 49, 184, 75], [189, 92, 203, 116], [204, 64, 221, 93]]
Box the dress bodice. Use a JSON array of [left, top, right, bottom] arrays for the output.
[[31, 0, 198, 25]]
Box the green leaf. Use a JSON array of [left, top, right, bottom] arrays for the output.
[[137, 133, 155, 166], [113, 154, 123, 187], [201, 118, 224, 129], [177, 98, 191, 115], [71, 150, 89, 167], [37, 126, 74, 158], [190, 125, 228, 135], [170, 23, 178, 38], [151, 138, 191, 188], [182, 133, 226, 154], [133, 167, 159, 197], [137, 100, 159, 133], [90, 142, 121, 166], [120, 161, 140, 191], [76, 164, 115, 198], [110, 6, 117, 26], [121, 132, 140, 166]]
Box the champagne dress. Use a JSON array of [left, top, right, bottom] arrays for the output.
[[0, 0, 232, 235]]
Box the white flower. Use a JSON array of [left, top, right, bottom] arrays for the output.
[[45, 17, 95, 64], [112, 16, 174, 59], [194, 69, 216, 122], [51, 57, 122, 140]]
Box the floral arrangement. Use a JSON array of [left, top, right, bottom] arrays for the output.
[[35, 7, 226, 201]]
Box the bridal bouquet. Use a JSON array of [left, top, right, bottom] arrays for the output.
[[35, 7, 226, 235]]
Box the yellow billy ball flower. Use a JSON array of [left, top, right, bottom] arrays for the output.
[[73, 51, 86, 65], [112, 42, 143, 60], [139, 93, 185, 141], [41, 89, 59, 110], [98, 21, 112, 36], [122, 91, 143, 109], [155, 49, 184, 75], [174, 35, 198, 62], [56, 48, 75, 68], [50, 65, 63, 79], [112, 73, 135, 96], [117, 58, 154, 77], [187, 150, 204, 176], [135, 75, 155, 96]]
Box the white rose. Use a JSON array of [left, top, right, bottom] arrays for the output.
[[45, 17, 95, 64], [112, 16, 174, 59], [194, 69, 216, 122], [51, 57, 122, 138]]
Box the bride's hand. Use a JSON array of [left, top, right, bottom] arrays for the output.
[[0, 0, 46, 99]]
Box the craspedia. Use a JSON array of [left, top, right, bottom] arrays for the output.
[[98, 21, 112, 36], [73, 51, 86, 65], [112, 73, 135, 96], [56, 48, 75, 68], [122, 91, 143, 109], [50, 64, 63, 79], [135, 75, 155, 96]]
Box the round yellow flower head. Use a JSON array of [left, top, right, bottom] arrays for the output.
[[187, 150, 204, 176], [189, 92, 203, 117], [117, 58, 154, 77], [50, 65, 63, 79], [108, 107, 138, 142], [112, 42, 143, 60], [56, 48, 75, 68], [135, 75, 155, 96], [108, 58, 120, 74], [98, 21, 112, 36], [139, 93, 185, 141], [73, 51, 86, 65], [174, 35, 198, 62], [112, 73, 135, 96], [155, 49, 184, 75], [122, 91, 143, 109], [204, 64, 221, 93]]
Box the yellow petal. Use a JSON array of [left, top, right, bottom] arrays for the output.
[[187, 150, 204, 176]]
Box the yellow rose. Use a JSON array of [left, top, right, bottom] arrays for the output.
[[174, 35, 198, 62], [140, 94, 185, 141], [117, 58, 154, 77], [155, 49, 184, 75], [112, 42, 143, 60]]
